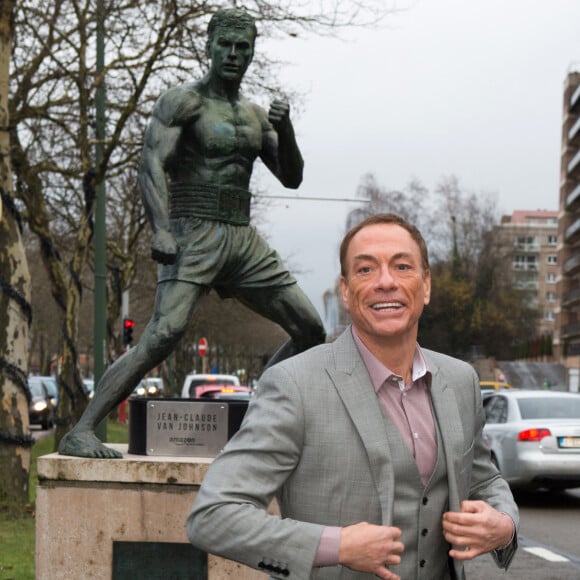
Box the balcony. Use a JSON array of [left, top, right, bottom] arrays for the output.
[[512, 262, 539, 271], [565, 218, 580, 243], [560, 321, 580, 340], [570, 118, 580, 147], [566, 182, 580, 209], [562, 287, 580, 307], [568, 150, 580, 178], [564, 252, 580, 276], [514, 243, 539, 252], [572, 83, 580, 114], [513, 279, 539, 290]]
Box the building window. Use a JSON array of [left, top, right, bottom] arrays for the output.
[[547, 235, 557, 245], [547, 255, 557, 265], [516, 236, 538, 249], [547, 273, 556, 283], [546, 292, 556, 302], [514, 255, 538, 270], [545, 311, 555, 321]]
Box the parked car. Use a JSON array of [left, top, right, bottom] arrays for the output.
[[181, 373, 240, 398], [131, 377, 165, 398], [483, 390, 580, 491], [28, 378, 55, 430], [29, 375, 59, 409]]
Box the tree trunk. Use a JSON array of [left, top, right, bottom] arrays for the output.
[[0, 0, 33, 505]]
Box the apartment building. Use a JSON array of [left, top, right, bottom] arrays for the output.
[[495, 210, 559, 340], [555, 70, 580, 387]]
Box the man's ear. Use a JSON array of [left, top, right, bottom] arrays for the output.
[[423, 269, 431, 305], [340, 276, 350, 309]]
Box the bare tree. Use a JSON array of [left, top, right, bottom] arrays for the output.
[[346, 172, 430, 232], [0, 0, 32, 505], [430, 174, 499, 273], [420, 175, 539, 358]]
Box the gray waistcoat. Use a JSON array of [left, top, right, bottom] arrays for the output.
[[384, 414, 452, 580]]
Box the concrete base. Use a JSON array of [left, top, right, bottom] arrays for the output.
[[35, 444, 268, 579]]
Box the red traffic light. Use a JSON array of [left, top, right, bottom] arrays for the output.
[[123, 317, 135, 346]]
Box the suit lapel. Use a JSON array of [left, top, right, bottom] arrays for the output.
[[427, 354, 465, 512], [327, 329, 395, 524]]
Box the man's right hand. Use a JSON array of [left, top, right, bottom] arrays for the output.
[[339, 522, 404, 580], [151, 230, 178, 265]]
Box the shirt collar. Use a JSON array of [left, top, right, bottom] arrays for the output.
[[351, 326, 431, 394]]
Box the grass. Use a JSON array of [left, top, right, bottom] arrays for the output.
[[0, 420, 128, 580]]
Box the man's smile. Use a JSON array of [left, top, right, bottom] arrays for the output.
[[370, 301, 404, 311]]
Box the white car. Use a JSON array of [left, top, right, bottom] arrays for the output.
[[181, 373, 240, 398], [483, 389, 580, 491]]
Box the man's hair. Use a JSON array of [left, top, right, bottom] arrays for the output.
[[339, 213, 430, 277], [207, 9, 258, 43]]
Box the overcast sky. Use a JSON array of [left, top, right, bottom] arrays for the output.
[[251, 0, 580, 326]]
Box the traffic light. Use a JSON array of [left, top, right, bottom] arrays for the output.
[[123, 317, 135, 346]]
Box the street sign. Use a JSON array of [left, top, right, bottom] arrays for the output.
[[198, 337, 208, 357]]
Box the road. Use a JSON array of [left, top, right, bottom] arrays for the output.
[[465, 489, 580, 579], [31, 424, 53, 441]]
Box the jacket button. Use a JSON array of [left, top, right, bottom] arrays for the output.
[[420, 559, 426, 567], [422, 497, 429, 505], [421, 528, 428, 536]]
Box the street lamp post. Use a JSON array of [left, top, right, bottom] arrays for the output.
[[94, 0, 107, 441]]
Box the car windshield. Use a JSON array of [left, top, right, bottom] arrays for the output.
[[29, 381, 45, 398], [517, 396, 580, 419], [42, 378, 57, 397]]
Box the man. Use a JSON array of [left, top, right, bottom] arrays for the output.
[[59, 8, 325, 459], [187, 213, 518, 579]]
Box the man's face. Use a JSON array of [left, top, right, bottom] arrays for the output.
[[340, 223, 431, 348], [208, 27, 254, 82]]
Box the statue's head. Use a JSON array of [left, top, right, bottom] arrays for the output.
[[206, 9, 257, 82], [208, 9, 257, 44]]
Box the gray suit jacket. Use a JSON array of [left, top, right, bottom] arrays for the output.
[[187, 327, 519, 579]]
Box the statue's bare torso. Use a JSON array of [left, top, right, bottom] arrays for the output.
[[153, 82, 272, 189]]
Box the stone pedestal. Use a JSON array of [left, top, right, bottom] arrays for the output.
[[35, 444, 268, 579]]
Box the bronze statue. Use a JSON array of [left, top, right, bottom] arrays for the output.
[[59, 8, 325, 458]]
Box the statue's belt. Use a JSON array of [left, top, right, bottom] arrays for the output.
[[169, 183, 251, 226]]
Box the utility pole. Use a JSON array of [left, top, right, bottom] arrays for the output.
[[94, 0, 107, 441]]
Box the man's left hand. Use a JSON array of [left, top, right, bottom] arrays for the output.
[[442, 500, 514, 560]]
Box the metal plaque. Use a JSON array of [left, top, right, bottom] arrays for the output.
[[145, 400, 228, 457]]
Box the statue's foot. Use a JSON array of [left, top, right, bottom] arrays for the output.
[[59, 429, 123, 459]]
